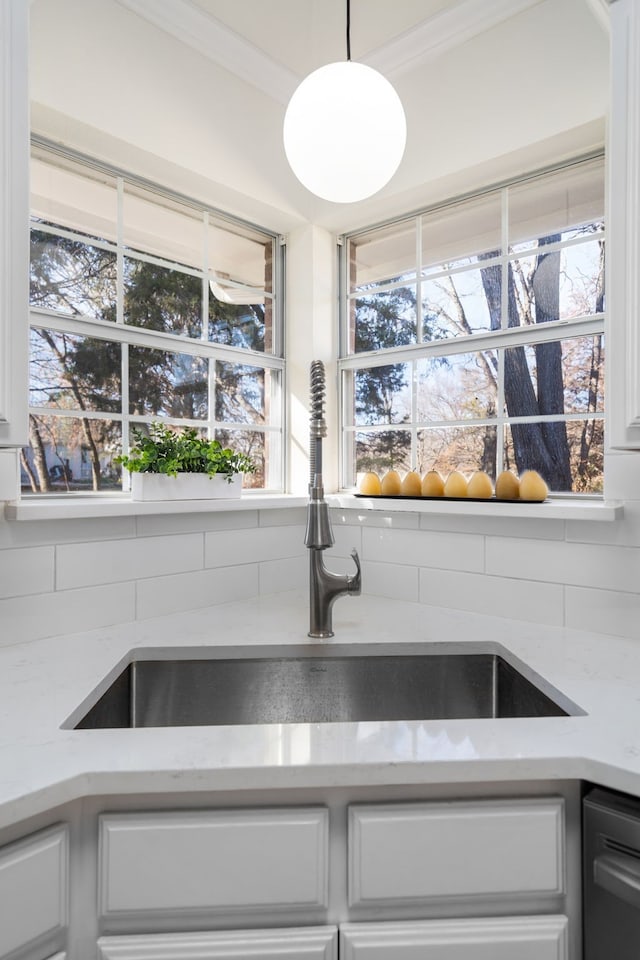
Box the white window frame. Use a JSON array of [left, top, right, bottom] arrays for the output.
[[338, 154, 605, 496], [27, 142, 286, 495]]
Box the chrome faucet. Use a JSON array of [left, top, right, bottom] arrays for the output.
[[305, 360, 361, 638]]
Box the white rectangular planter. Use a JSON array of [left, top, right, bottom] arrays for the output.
[[131, 472, 242, 502]]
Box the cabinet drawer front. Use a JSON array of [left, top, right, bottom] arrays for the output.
[[0, 824, 68, 958], [340, 916, 568, 960], [97, 926, 337, 960], [349, 798, 564, 907], [99, 808, 329, 919]]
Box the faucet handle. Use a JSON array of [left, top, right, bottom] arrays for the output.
[[348, 548, 362, 595]]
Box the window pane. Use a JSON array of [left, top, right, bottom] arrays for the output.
[[509, 239, 605, 326], [215, 428, 266, 488], [30, 329, 121, 412], [422, 191, 502, 273], [31, 151, 118, 243], [417, 352, 497, 421], [208, 223, 273, 292], [503, 418, 604, 493], [354, 430, 411, 476], [128, 347, 208, 419], [349, 219, 416, 292], [504, 335, 604, 418], [422, 268, 498, 339], [21, 415, 122, 494], [30, 230, 117, 320], [208, 297, 267, 351], [215, 362, 267, 424], [417, 425, 497, 478], [123, 185, 204, 268], [354, 363, 411, 426], [508, 159, 604, 252], [353, 286, 417, 352], [124, 258, 202, 338]]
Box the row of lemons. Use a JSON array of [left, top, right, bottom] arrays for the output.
[[359, 468, 549, 502]]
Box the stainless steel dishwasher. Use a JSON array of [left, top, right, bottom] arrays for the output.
[[584, 786, 640, 958]]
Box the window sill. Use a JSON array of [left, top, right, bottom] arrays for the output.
[[4, 493, 308, 521], [4, 492, 622, 523], [329, 493, 623, 522]]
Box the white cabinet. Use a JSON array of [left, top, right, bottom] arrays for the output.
[[0, 0, 29, 448], [607, 0, 640, 447], [348, 797, 565, 908], [97, 926, 337, 960], [0, 823, 69, 959], [340, 916, 568, 960], [98, 807, 329, 923]]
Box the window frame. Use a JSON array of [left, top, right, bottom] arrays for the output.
[[26, 141, 286, 495], [338, 153, 606, 496]]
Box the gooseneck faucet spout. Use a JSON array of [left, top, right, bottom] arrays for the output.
[[305, 361, 361, 638]]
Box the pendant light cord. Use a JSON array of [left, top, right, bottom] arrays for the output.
[[346, 0, 351, 60]]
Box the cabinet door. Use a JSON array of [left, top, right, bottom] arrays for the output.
[[0, 0, 29, 448], [340, 916, 568, 960], [97, 926, 337, 959], [349, 798, 564, 908], [0, 824, 69, 959], [99, 808, 328, 922]]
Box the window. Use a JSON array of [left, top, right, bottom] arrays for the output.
[[24, 145, 284, 495], [339, 156, 605, 494]]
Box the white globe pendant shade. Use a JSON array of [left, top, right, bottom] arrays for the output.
[[283, 60, 406, 203]]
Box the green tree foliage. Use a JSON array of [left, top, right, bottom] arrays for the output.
[[27, 232, 269, 490]]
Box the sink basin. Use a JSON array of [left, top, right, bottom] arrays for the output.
[[68, 643, 582, 729]]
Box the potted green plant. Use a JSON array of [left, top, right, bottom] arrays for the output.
[[116, 423, 257, 501]]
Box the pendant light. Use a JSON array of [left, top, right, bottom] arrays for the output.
[[283, 0, 406, 204]]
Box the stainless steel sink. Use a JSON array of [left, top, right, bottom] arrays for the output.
[[68, 643, 582, 729]]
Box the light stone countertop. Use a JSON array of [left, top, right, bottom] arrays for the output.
[[1, 589, 638, 830]]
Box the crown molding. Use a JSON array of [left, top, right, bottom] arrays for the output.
[[584, 0, 611, 30], [363, 0, 546, 77], [113, 0, 298, 103], [115, 0, 566, 102]]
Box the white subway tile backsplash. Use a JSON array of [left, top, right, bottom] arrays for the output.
[[205, 525, 305, 568], [0, 516, 137, 548], [419, 568, 564, 626], [259, 556, 307, 594], [56, 534, 204, 590], [362, 560, 419, 602], [565, 585, 640, 640], [0, 582, 136, 645], [331, 522, 362, 558], [259, 507, 307, 526], [136, 510, 258, 537], [136, 564, 259, 619], [486, 536, 640, 593], [363, 526, 484, 572], [331, 509, 421, 530], [604, 450, 640, 501], [567, 501, 640, 547], [0, 546, 54, 599], [419, 512, 564, 540]]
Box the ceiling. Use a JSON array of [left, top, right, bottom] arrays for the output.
[[29, 0, 609, 235]]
